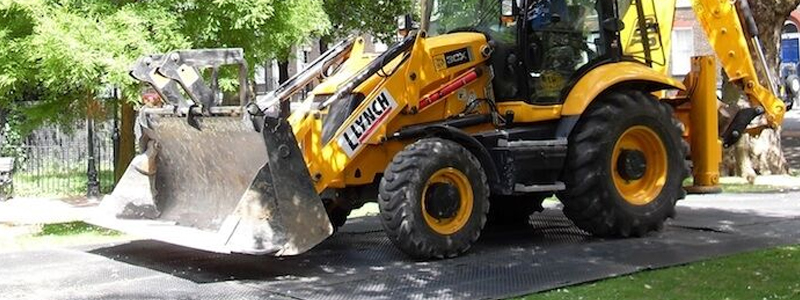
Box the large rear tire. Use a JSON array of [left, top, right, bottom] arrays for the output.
[[378, 138, 490, 259], [558, 90, 688, 237]]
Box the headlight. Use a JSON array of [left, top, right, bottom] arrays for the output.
[[791, 77, 800, 94]]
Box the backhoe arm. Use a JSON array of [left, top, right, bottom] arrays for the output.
[[692, 0, 786, 128]]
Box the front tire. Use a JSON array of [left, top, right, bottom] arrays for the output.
[[558, 90, 688, 237], [378, 138, 490, 259]]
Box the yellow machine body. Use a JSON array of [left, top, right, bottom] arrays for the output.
[[293, 33, 494, 191], [97, 0, 785, 258], [297, 41, 692, 192]]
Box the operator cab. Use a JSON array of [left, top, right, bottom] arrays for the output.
[[424, 0, 621, 105]]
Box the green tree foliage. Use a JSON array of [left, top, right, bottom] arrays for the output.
[[0, 1, 35, 106], [0, 0, 328, 130], [433, 0, 503, 34], [165, 0, 328, 65], [322, 0, 413, 43], [0, 0, 189, 129]]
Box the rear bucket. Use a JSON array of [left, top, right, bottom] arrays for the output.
[[90, 112, 333, 256]]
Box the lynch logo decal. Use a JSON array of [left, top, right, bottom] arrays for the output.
[[444, 48, 471, 68], [338, 90, 397, 157]]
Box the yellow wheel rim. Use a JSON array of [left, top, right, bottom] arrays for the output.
[[421, 168, 474, 235], [611, 126, 668, 206]]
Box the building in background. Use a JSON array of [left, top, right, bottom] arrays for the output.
[[780, 9, 800, 81], [671, 0, 712, 77]]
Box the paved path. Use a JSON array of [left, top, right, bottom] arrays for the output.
[[783, 109, 800, 171], [0, 197, 97, 226], [0, 193, 798, 300]]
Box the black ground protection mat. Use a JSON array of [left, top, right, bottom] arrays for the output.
[[1, 193, 799, 300]]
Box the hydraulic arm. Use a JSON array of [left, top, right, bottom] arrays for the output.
[[693, 0, 786, 130], [626, 0, 785, 130]]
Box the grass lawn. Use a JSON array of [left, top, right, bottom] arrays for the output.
[[13, 169, 115, 197], [517, 245, 800, 300], [719, 183, 791, 193], [684, 177, 798, 194]]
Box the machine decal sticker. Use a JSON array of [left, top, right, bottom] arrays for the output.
[[338, 89, 397, 157], [444, 47, 472, 68]]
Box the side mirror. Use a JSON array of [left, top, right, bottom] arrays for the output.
[[501, 0, 518, 25], [397, 14, 414, 37]]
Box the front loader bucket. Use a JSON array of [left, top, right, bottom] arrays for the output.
[[91, 113, 333, 256]]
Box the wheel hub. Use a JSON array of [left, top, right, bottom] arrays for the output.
[[616, 149, 647, 181], [424, 183, 461, 219], [611, 126, 669, 206]]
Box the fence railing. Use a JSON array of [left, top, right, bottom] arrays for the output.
[[14, 140, 115, 197]]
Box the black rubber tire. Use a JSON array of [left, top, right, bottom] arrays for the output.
[[378, 138, 490, 259], [487, 194, 548, 225], [557, 90, 689, 238]]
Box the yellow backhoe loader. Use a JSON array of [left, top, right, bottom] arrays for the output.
[[91, 0, 786, 259]]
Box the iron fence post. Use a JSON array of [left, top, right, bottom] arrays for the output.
[[87, 117, 100, 199], [112, 89, 120, 185]]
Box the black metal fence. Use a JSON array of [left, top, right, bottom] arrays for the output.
[[12, 122, 117, 197]]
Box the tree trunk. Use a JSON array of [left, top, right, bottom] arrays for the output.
[[720, 71, 760, 182], [115, 100, 136, 183], [751, 1, 800, 65], [720, 0, 800, 180]]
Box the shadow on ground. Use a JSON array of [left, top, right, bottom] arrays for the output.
[[784, 135, 800, 170], [39, 204, 794, 300], [86, 214, 594, 284]]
